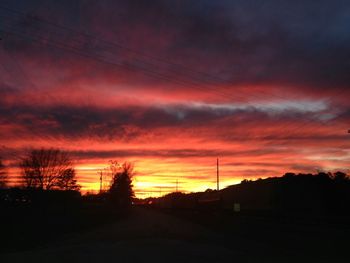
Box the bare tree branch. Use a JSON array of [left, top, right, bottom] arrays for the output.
[[0, 158, 8, 188], [19, 148, 80, 191]]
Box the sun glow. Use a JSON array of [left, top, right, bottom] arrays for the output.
[[74, 157, 275, 198]]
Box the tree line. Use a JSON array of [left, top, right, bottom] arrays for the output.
[[0, 148, 134, 207]]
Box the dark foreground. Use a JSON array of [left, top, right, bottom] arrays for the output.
[[1, 207, 349, 263]]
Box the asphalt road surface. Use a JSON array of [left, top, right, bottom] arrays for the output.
[[2, 207, 349, 263]]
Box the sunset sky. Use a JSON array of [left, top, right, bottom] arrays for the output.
[[0, 0, 349, 197]]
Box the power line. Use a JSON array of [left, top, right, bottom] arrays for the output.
[[0, 5, 291, 101], [0, 10, 319, 113], [0, 21, 339, 145], [0, 6, 348, 149], [0, 5, 319, 113], [2, 21, 348, 155]]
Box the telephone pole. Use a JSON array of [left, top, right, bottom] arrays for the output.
[[99, 170, 103, 193], [217, 158, 219, 191]]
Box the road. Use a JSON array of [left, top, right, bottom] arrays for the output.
[[2, 207, 236, 263], [2, 207, 349, 263]]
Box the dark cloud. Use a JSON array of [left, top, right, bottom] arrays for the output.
[[2, 95, 348, 142], [1, 0, 349, 92], [69, 148, 287, 160]]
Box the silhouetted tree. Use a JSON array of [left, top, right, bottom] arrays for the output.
[[0, 158, 7, 188], [19, 148, 80, 190], [109, 162, 134, 207], [283, 172, 296, 178], [241, 179, 251, 184], [56, 168, 81, 191], [333, 171, 349, 182], [315, 172, 331, 180]]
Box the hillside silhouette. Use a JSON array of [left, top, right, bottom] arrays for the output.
[[151, 171, 350, 216]]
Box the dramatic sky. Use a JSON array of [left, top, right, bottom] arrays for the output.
[[0, 0, 349, 197]]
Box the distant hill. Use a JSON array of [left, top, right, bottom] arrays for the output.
[[151, 172, 350, 215]]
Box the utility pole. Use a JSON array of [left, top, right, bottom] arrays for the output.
[[99, 170, 103, 194], [217, 158, 219, 191]]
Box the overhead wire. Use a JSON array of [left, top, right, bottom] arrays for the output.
[[0, 5, 348, 149]]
